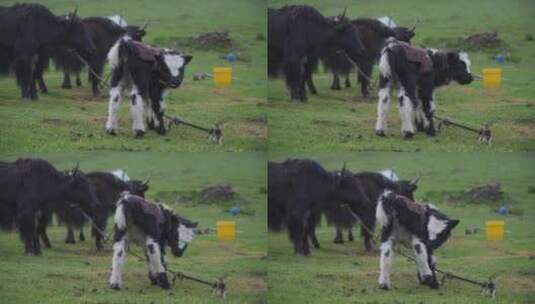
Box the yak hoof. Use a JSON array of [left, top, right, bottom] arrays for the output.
[[149, 273, 158, 285], [422, 275, 439, 289], [156, 126, 166, 135], [156, 273, 170, 289], [379, 283, 390, 290], [426, 129, 436, 137], [134, 130, 145, 138], [61, 83, 72, 89], [333, 238, 344, 244], [110, 283, 121, 290], [106, 129, 117, 136], [376, 130, 386, 137], [403, 131, 414, 139]]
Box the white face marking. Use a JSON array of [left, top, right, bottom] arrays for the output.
[[178, 224, 195, 249], [459, 52, 471, 73], [163, 53, 185, 77], [427, 215, 448, 240]]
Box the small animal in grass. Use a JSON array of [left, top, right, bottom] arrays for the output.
[[109, 193, 198, 290]]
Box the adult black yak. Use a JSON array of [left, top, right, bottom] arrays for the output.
[[376, 191, 459, 289], [321, 172, 419, 251], [375, 39, 473, 138], [45, 172, 150, 250], [268, 159, 373, 256], [109, 193, 198, 290], [105, 37, 192, 137], [268, 5, 365, 102], [0, 4, 95, 100], [319, 18, 415, 97], [38, 18, 147, 96], [0, 159, 99, 255]]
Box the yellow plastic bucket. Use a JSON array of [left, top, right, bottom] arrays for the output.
[[213, 67, 232, 86], [217, 221, 236, 241], [485, 220, 504, 241], [482, 68, 502, 88]]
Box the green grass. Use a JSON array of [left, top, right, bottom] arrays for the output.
[[0, 0, 267, 152], [267, 0, 535, 152], [0, 152, 267, 303], [267, 152, 535, 303]]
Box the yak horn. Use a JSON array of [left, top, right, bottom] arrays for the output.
[[140, 20, 148, 31], [142, 178, 150, 186], [340, 7, 347, 20], [410, 19, 420, 32], [410, 175, 421, 185], [341, 161, 347, 176], [71, 162, 80, 176]]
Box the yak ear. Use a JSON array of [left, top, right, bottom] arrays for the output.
[[183, 54, 193, 65], [449, 219, 460, 229]]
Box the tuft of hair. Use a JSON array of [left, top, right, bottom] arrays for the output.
[[114, 201, 127, 230], [375, 190, 391, 227]]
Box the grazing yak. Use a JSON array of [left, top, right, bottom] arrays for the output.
[[39, 172, 149, 250], [322, 172, 419, 249], [0, 159, 99, 255], [0, 4, 95, 100], [375, 39, 473, 138], [105, 37, 193, 137], [109, 193, 198, 290], [268, 5, 365, 102], [268, 159, 373, 256], [318, 18, 415, 97], [376, 191, 459, 290], [36, 17, 147, 96]]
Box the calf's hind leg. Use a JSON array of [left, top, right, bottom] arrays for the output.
[[110, 232, 127, 290], [145, 237, 170, 289]]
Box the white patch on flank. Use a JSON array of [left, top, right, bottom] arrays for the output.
[[378, 238, 394, 288], [377, 16, 397, 28], [375, 84, 392, 132], [108, 15, 128, 27], [459, 51, 471, 73], [376, 190, 392, 227], [178, 224, 195, 249], [163, 54, 185, 77], [379, 52, 391, 78], [379, 169, 398, 182], [427, 215, 448, 240], [110, 237, 127, 288], [427, 203, 439, 211], [114, 202, 127, 230], [145, 237, 165, 274]]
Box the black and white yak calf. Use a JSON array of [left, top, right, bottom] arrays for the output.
[[105, 37, 192, 137], [109, 193, 198, 290], [375, 39, 473, 138], [375, 191, 459, 290]]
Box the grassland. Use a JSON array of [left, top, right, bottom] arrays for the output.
[[0, 152, 267, 303], [0, 0, 267, 152], [268, 0, 535, 152], [267, 152, 535, 303]]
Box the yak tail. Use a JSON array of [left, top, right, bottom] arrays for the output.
[[108, 36, 131, 70], [375, 190, 392, 228]]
